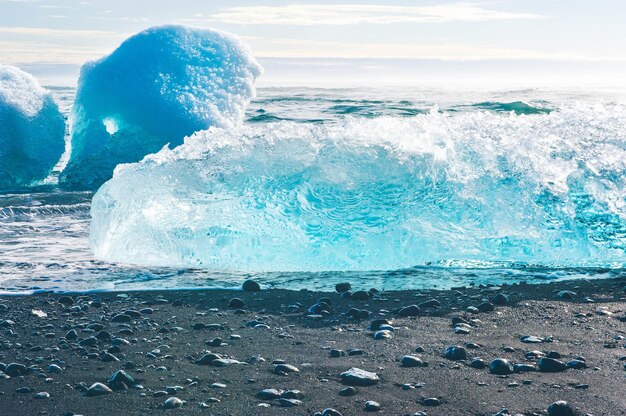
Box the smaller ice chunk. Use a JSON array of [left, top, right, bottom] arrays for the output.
[[0, 65, 65, 189], [60, 24, 262, 190]]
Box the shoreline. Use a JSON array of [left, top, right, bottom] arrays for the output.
[[0, 277, 625, 415]]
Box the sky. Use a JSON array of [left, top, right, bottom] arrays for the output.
[[1, 0, 625, 86]]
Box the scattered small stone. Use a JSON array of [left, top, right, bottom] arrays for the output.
[[547, 400, 575, 416], [335, 282, 351, 293], [422, 397, 441, 406], [398, 305, 420, 317], [538, 357, 568, 373], [85, 382, 113, 397], [444, 346, 467, 361], [228, 298, 245, 308], [242, 280, 261, 292], [339, 387, 357, 396], [351, 291, 370, 301], [489, 358, 514, 375], [364, 401, 381, 411], [163, 397, 184, 409], [340, 368, 379, 386], [401, 355, 424, 367]]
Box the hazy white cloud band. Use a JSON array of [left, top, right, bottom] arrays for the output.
[[213, 3, 545, 25]]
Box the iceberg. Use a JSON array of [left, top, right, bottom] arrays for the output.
[[90, 106, 626, 272], [60, 25, 262, 190], [0, 65, 65, 189]]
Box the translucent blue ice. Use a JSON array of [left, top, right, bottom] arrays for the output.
[[90, 105, 626, 272], [60, 25, 262, 190], [0, 65, 65, 190]]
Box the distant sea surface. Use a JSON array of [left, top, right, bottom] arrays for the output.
[[1, 86, 625, 293]]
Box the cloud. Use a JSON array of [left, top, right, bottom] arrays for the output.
[[213, 3, 545, 25], [250, 38, 594, 61], [0, 26, 121, 37]]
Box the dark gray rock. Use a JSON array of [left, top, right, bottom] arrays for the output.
[[547, 400, 575, 416], [242, 280, 261, 292], [538, 357, 568, 373], [489, 358, 514, 375], [340, 368, 379, 386], [444, 346, 467, 361]]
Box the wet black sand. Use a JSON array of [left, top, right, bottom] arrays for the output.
[[1, 277, 625, 415]]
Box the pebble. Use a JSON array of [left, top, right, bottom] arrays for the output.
[[85, 382, 113, 397], [340, 368, 379, 386], [547, 400, 575, 416], [242, 280, 261, 292], [401, 355, 424, 367], [422, 397, 441, 406], [538, 357, 568, 373], [279, 398, 301, 407], [339, 387, 357, 396], [351, 291, 370, 301], [273, 363, 300, 374], [364, 401, 381, 411], [492, 293, 509, 305], [335, 282, 351, 293], [257, 389, 282, 400], [373, 330, 392, 340], [398, 305, 421, 316], [444, 346, 467, 361], [163, 397, 184, 409], [320, 409, 343, 416], [489, 358, 514, 375], [34, 391, 50, 399], [469, 358, 486, 369], [476, 302, 495, 312]]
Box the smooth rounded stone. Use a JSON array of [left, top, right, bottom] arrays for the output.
[[65, 329, 78, 340], [466, 306, 479, 314], [257, 388, 282, 400], [513, 364, 537, 373], [279, 398, 301, 407], [454, 325, 471, 335], [273, 363, 300, 374], [101, 352, 120, 362], [281, 390, 302, 399], [347, 308, 370, 319], [538, 357, 568, 373], [567, 359, 587, 369], [422, 397, 441, 406], [340, 368, 379, 386], [330, 349, 346, 358], [373, 330, 393, 340], [398, 305, 421, 317], [555, 290, 577, 300], [321, 409, 343, 416], [111, 313, 132, 323], [364, 401, 381, 411], [34, 391, 50, 399], [503, 346, 516, 353], [370, 319, 392, 331], [108, 370, 135, 389], [47, 364, 63, 373], [212, 358, 243, 367], [520, 335, 544, 343], [309, 302, 332, 314], [546, 351, 562, 359], [444, 346, 467, 361], [335, 282, 351, 293], [547, 401, 575, 416], [16, 387, 32, 394], [469, 358, 486, 369], [451, 316, 469, 325], [163, 397, 184, 409], [401, 355, 424, 368], [242, 280, 261, 292], [489, 358, 514, 375], [206, 337, 224, 347], [418, 299, 440, 309], [5, 363, 27, 377], [351, 290, 370, 301], [476, 302, 495, 312], [339, 387, 357, 396], [347, 349, 364, 356], [196, 353, 222, 365], [492, 293, 510, 305], [58, 296, 74, 305], [85, 382, 113, 397], [228, 298, 245, 308]]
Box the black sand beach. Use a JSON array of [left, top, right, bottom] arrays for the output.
[[1, 277, 625, 416]]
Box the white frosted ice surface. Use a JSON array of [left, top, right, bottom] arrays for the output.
[[0, 65, 65, 189], [90, 105, 626, 272], [60, 25, 262, 190]]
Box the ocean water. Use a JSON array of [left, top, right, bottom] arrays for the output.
[[1, 85, 625, 293]]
